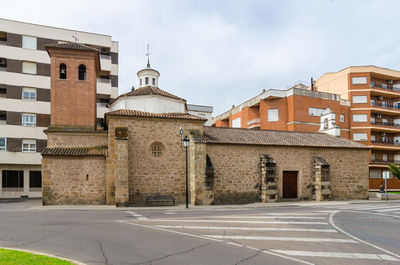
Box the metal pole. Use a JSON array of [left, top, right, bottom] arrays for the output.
[[185, 146, 189, 208], [385, 173, 388, 201]]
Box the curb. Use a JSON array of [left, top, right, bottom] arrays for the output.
[[25, 199, 391, 212], [0, 247, 86, 265]]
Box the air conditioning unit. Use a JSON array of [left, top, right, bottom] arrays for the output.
[[377, 113, 382, 118], [378, 96, 383, 100]]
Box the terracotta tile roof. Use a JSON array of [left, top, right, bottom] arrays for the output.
[[110, 86, 185, 105], [44, 127, 107, 133], [106, 109, 206, 121], [45, 42, 99, 52], [203, 127, 369, 149], [42, 146, 107, 157]]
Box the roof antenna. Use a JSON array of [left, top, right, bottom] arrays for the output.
[[72, 32, 79, 42], [146, 44, 151, 67]]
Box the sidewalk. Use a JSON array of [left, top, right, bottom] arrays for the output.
[[26, 199, 393, 212]]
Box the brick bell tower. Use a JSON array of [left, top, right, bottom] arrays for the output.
[[45, 43, 100, 129]]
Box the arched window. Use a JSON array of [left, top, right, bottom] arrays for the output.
[[145, 77, 149, 85], [78, 64, 86, 80], [59, 63, 67, 79]]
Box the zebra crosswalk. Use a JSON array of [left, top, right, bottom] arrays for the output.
[[309, 202, 400, 217], [122, 209, 400, 264]]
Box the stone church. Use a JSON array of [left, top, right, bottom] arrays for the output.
[[41, 43, 370, 206]]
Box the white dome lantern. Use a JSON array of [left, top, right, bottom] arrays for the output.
[[137, 45, 160, 88]]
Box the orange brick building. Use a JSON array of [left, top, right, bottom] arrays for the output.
[[213, 66, 400, 190], [213, 84, 351, 139], [314, 66, 400, 190]]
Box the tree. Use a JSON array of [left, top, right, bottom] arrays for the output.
[[387, 164, 400, 180]]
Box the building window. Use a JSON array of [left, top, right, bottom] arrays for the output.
[[22, 36, 37, 50], [268, 108, 279, 121], [394, 154, 400, 162], [382, 101, 388, 107], [0, 85, 6, 98], [151, 143, 164, 157], [22, 139, 36, 152], [0, 31, 6, 42], [22, 62, 37, 74], [370, 99, 375, 106], [140, 79, 142, 86], [382, 154, 388, 162], [0, 58, 7, 71], [371, 117, 376, 124], [59, 63, 67, 79], [352, 77, 367, 85], [352, 95, 367, 104], [0, 137, 5, 151], [145, 77, 149, 85], [353, 133, 367, 141], [340, 114, 344, 123], [308, 107, 325, 117], [29, 171, 42, 188], [371, 135, 376, 142], [353, 114, 368, 122], [232, 117, 241, 128], [152, 78, 155, 85], [382, 118, 388, 125], [22, 87, 36, 101], [0, 111, 5, 125], [371, 153, 376, 161], [369, 169, 380, 179], [78, 64, 86, 80], [2, 170, 24, 189], [22, 114, 36, 127]]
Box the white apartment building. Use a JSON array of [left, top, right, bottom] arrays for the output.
[[0, 18, 118, 198]]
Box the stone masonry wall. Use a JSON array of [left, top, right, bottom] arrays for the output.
[[46, 132, 108, 148], [42, 157, 106, 205], [206, 144, 369, 204], [107, 117, 204, 205]]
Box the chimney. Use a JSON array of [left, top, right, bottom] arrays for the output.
[[311, 77, 314, 91]]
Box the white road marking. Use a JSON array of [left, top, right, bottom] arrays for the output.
[[376, 207, 400, 212], [260, 212, 329, 216], [153, 225, 337, 233], [329, 211, 400, 260], [204, 235, 357, 243], [270, 250, 399, 261], [209, 215, 326, 220], [125, 211, 148, 220], [119, 220, 314, 265], [150, 219, 328, 225], [163, 212, 176, 215]]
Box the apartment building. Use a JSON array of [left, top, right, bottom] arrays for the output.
[[0, 18, 118, 198], [212, 84, 351, 139], [314, 66, 400, 190]]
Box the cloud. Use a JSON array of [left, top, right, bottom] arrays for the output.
[[2, 0, 400, 115]]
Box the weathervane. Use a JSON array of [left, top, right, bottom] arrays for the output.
[[146, 44, 151, 67], [72, 32, 79, 42]]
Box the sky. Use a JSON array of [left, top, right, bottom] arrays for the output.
[[1, 0, 400, 115]]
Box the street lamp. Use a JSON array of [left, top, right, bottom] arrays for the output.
[[183, 136, 190, 208]]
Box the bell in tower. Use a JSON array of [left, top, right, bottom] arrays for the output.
[[45, 42, 100, 129]]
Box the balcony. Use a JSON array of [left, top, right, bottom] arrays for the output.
[[370, 101, 400, 110], [371, 82, 400, 92], [371, 121, 400, 129], [371, 159, 400, 164]]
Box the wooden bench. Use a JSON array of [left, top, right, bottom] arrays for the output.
[[146, 195, 175, 206]]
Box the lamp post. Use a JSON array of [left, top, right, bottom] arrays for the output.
[[183, 136, 190, 208]]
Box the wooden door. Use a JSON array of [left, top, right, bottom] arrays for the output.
[[283, 171, 298, 199]]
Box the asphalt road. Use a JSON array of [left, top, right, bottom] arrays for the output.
[[0, 200, 399, 265]]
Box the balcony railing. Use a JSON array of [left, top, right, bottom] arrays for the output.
[[370, 101, 400, 110], [371, 139, 400, 145], [371, 159, 400, 163], [371, 82, 400, 92], [371, 121, 400, 128], [247, 118, 260, 126]]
